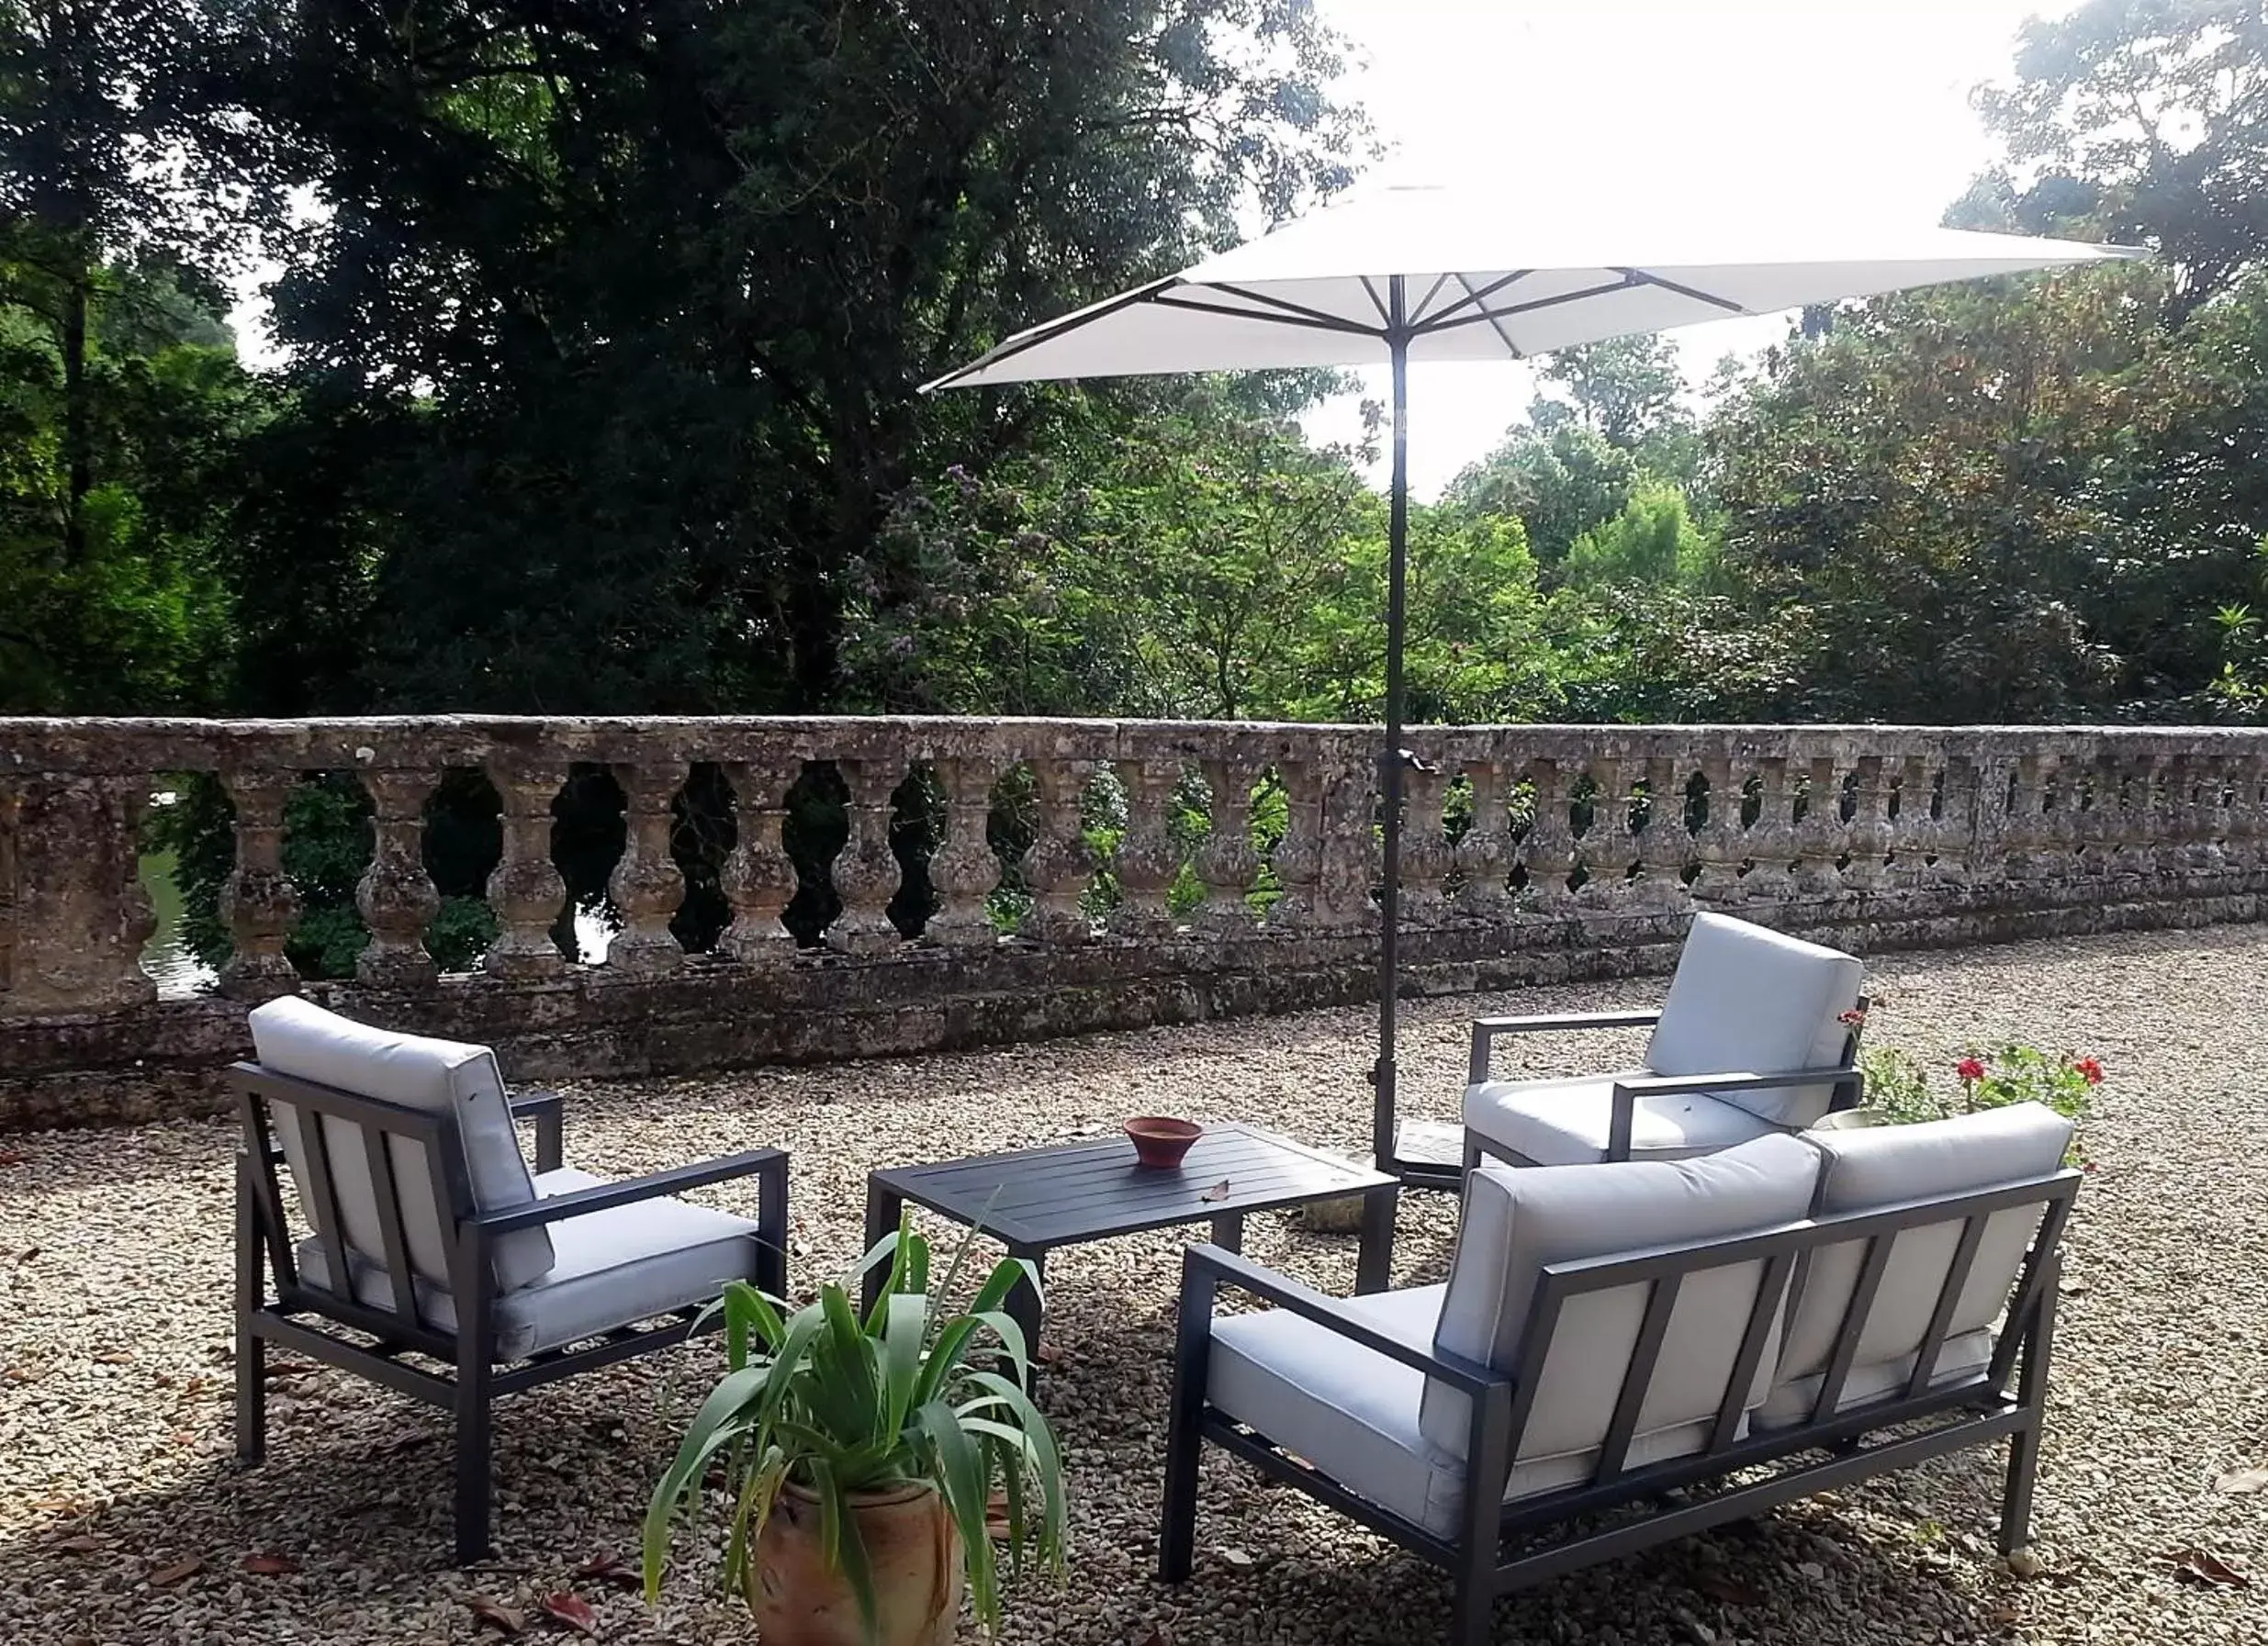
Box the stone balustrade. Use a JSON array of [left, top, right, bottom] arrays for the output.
[[5, 715, 2264, 1125]]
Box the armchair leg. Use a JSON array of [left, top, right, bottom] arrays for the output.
[[1356, 1185, 1398, 1293], [1451, 1565, 1498, 1646], [2000, 1283, 2059, 1557], [755, 1152, 791, 1299], [454, 1339, 494, 1564], [233, 1161, 266, 1465], [1158, 1260, 1216, 1584]]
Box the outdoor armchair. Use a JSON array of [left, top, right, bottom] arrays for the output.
[[1161, 1106, 2077, 1646], [231, 996, 789, 1562], [1463, 912, 1866, 1166]]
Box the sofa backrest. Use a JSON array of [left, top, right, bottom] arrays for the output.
[[1768, 1103, 2075, 1413], [1645, 913, 1864, 1126], [1420, 1133, 1821, 1467], [247, 997, 553, 1296]]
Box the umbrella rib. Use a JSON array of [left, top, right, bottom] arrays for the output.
[[1420, 274, 1645, 334], [1154, 289, 1378, 336], [1454, 273, 1523, 360], [1412, 269, 1533, 332], [1359, 275, 1393, 328], [1406, 273, 1454, 328], [1613, 267, 1750, 314], [919, 275, 1182, 389]]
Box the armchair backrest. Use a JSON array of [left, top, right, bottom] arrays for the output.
[[1420, 1134, 1820, 1472], [1645, 913, 1864, 1126], [1765, 1103, 2075, 1420], [245, 997, 554, 1295]]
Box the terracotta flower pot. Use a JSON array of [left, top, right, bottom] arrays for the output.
[[745, 1479, 964, 1646]]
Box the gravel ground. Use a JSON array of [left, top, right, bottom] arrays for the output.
[[2, 924, 2263, 1645]]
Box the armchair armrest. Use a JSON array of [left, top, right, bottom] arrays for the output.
[[509, 1089, 566, 1172], [1468, 1009, 1661, 1084], [1603, 1065, 1862, 1160], [477, 1146, 789, 1234], [1182, 1244, 1506, 1396]]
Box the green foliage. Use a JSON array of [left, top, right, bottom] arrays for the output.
[[1561, 483, 1722, 591], [643, 1215, 1067, 1640], [1859, 1043, 2099, 1159]]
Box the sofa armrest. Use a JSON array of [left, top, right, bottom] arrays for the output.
[[1603, 1065, 1862, 1160], [1468, 1009, 1662, 1084], [477, 1146, 789, 1233], [1181, 1243, 1506, 1396], [509, 1089, 566, 1172]]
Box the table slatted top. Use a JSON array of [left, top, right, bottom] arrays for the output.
[[872, 1123, 1395, 1247]]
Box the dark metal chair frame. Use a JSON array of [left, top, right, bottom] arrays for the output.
[[230, 1061, 790, 1562], [1162, 1167, 2077, 1646], [1461, 1002, 1869, 1170]]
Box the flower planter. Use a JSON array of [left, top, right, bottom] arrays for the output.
[[747, 1480, 964, 1646]]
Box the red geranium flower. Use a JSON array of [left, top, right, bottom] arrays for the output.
[[2073, 1056, 2105, 1085], [1956, 1057, 1987, 1082]]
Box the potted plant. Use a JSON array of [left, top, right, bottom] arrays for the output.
[[642, 1217, 1067, 1646]]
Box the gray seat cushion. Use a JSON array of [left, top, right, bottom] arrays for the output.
[[1757, 1102, 2075, 1429], [1645, 913, 1865, 1126], [1464, 1073, 1780, 1165], [1207, 1285, 1719, 1536], [249, 997, 553, 1293], [297, 1168, 764, 1360]]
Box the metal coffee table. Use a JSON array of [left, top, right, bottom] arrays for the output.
[[861, 1123, 1396, 1366]]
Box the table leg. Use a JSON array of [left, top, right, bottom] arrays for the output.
[[1209, 1211, 1246, 1252], [1005, 1244, 1047, 1384], [860, 1182, 904, 1316], [1355, 1184, 1397, 1294]]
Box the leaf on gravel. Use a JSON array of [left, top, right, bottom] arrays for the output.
[[148, 1556, 203, 1586], [1035, 1339, 1065, 1365], [241, 1552, 298, 1575], [1200, 1179, 1232, 1203], [2213, 1467, 2268, 1495], [55, 1535, 108, 1554], [1693, 1573, 1766, 1607], [572, 1552, 640, 1591], [92, 1350, 133, 1365], [2163, 1548, 2251, 1587], [466, 1596, 527, 1635], [1217, 1547, 1254, 1570], [16, 1247, 38, 1263], [262, 1359, 318, 1381], [1135, 1630, 1170, 1646], [535, 1591, 601, 1637], [0, 1149, 28, 1167]]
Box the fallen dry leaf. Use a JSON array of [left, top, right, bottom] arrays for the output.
[[1199, 1179, 1232, 1203], [241, 1552, 298, 1576], [92, 1350, 133, 1365], [55, 1535, 108, 1555], [262, 1359, 318, 1381], [572, 1552, 640, 1591], [1693, 1573, 1767, 1607], [2213, 1467, 2268, 1495], [1217, 1547, 1254, 1570], [148, 1556, 203, 1586], [16, 1247, 38, 1263], [2163, 1548, 2251, 1588], [0, 1149, 28, 1167], [169, 1429, 197, 1447], [1035, 1339, 1065, 1366], [466, 1596, 526, 1635], [1986, 1600, 2022, 1630], [30, 1496, 85, 1515], [1135, 1630, 1170, 1646], [536, 1590, 601, 1637]]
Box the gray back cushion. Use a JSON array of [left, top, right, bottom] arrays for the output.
[[248, 997, 554, 1293], [1645, 913, 1865, 1125], [1771, 1103, 2074, 1391], [1420, 1133, 1822, 1465]]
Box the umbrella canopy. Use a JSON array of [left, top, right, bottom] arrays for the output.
[[925, 183, 2145, 387], [924, 179, 2146, 1270]]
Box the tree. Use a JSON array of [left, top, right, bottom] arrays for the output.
[[1561, 482, 1721, 591], [1439, 422, 1638, 568], [1530, 333, 1691, 460]]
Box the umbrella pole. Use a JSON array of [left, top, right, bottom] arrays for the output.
[[1358, 279, 1411, 1291]]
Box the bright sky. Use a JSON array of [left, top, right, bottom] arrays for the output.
[[1304, 0, 2077, 496]]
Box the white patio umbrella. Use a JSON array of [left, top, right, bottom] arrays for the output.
[[923, 182, 2145, 1237]]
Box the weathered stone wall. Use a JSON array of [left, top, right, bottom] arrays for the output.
[[5, 716, 2262, 1127]]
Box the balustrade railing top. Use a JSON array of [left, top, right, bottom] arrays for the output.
[[4, 716, 2264, 1025]]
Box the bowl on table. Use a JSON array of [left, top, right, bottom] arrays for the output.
[[1124, 1115, 1203, 1169]]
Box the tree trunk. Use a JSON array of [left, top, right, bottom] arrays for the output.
[[61, 252, 91, 564]]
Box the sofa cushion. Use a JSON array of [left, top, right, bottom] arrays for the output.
[[297, 1168, 764, 1360], [1207, 1284, 1721, 1536], [250, 997, 552, 1293], [1419, 1134, 1820, 1471], [1764, 1103, 2075, 1423], [1645, 913, 1864, 1126], [1465, 1074, 1780, 1165], [1756, 1329, 1993, 1429]]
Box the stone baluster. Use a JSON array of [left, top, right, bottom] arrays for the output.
[[716, 759, 799, 967], [1266, 760, 1326, 931], [1885, 756, 1938, 890], [219, 769, 302, 1000], [1634, 757, 1693, 906], [1019, 759, 1096, 946], [1520, 759, 1576, 913], [1398, 760, 1453, 925], [1935, 759, 1979, 883], [1791, 757, 1845, 898], [1575, 759, 1638, 905], [482, 759, 568, 979], [2002, 756, 2048, 882], [2072, 756, 2112, 879], [354, 770, 440, 989], [2184, 754, 2227, 874], [923, 756, 1001, 949], [1689, 756, 1746, 904], [1317, 759, 1379, 932], [1743, 759, 1797, 901], [1107, 759, 1182, 939], [1193, 758, 1262, 935], [602, 761, 687, 976], [1454, 760, 1515, 921], [826, 758, 905, 955], [1841, 757, 1891, 893], [2227, 752, 2268, 878], [0, 774, 159, 1015]]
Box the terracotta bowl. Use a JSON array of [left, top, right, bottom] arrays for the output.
[[1124, 1115, 1202, 1170]]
